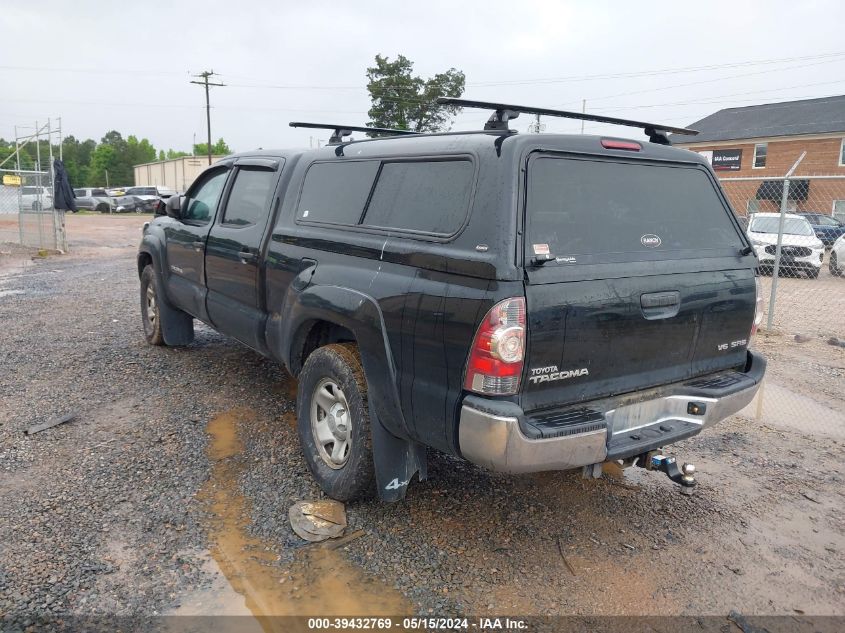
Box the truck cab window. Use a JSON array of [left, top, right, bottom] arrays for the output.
[[182, 170, 228, 224], [221, 168, 276, 226]]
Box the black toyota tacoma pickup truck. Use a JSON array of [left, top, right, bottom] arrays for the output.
[[138, 106, 765, 502]]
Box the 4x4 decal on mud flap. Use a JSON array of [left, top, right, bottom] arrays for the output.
[[385, 478, 410, 490]]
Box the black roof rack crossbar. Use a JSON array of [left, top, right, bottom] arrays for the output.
[[289, 122, 417, 145], [435, 98, 698, 145]]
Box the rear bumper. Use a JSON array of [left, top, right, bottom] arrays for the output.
[[458, 350, 765, 473]]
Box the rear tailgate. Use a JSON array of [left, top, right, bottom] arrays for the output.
[[521, 153, 755, 414]]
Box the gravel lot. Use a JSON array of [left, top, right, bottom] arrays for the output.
[[1, 215, 843, 631]]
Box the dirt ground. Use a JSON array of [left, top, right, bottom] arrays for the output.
[[1, 214, 843, 632]]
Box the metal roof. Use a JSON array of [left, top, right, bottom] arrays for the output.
[[670, 95, 845, 144]]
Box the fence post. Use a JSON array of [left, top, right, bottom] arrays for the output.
[[766, 152, 806, 330]]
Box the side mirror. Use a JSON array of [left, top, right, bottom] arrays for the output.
[[165, 195, 183, 219]]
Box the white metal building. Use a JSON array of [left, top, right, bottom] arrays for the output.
[[133, 156, 224, 192]]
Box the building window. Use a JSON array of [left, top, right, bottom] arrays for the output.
[[753, 143, 767, 168], [834, 200, 845, 222], [840, 138, 845, 166]]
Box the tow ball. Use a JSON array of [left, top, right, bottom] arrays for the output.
[[642, 452, 697, 491]]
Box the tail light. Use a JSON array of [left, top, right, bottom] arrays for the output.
[[750, 277, 764, 339], [464, 297, 526, 396]]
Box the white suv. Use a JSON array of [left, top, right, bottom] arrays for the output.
[[747, 212, 824, 279], [830, 234, 845, 277], [20, 186, 53, 211]]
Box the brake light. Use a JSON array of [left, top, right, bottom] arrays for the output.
[[601, 139, 641, 151], [750, 277, 764, 338], [464, 297, 526, 396]]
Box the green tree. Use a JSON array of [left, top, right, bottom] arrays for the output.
[[86, 144, 117, 187], [166, 149, 191, 159], [0, 139, 18, 169], [193, 138, 231, 156], [126, 135, 157, 168], [60, 136, 97, 187], [365, 54, 465, 134]]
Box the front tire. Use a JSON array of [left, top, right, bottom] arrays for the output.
[[296, 344, 374, 501], [140, 265, 165, 345]]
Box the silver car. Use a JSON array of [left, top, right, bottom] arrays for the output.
[[73, 188, 114, 213]]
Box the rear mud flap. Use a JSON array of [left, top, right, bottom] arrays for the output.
[[370, 408, 427, 502]]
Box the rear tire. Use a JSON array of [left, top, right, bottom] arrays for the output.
[[96, 203, 109, 213], [807, 267, 820, 279], [296, 343, 375, 501], [830, 252, 842, 277]]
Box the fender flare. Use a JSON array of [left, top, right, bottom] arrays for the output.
[[275, 284, 426, 501]]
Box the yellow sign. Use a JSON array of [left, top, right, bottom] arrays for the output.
[[2, 174, 22, 186]]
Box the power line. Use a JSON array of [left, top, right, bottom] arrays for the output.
[[557, 56, 845, 106], [190, 70, 225, 165], [591, 80, 845, 113], [221, 50, 845, 91]]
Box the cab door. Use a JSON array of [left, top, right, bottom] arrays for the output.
[[164, 166, 230, 320], [205, 158, 283, 352]]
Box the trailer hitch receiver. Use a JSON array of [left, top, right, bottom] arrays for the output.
[[643, 452, 696, 488]]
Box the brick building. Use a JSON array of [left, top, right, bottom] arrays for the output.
[[671, 95, 845, 221]]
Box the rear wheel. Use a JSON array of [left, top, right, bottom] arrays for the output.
[[830, 252, 842, 277], [296, 343, 374, 501], [807, 267, 820, 279], [96, 203, 109, 213]]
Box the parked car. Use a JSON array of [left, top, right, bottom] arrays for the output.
[[747, 213, 824, 278], [126, 186, 177, 213], [112, 195, 145, 213], [830, 233, 845, 277], [796, 212, 845, 247], [126, 185, 178, 199], [106, 187, 129, 197], [20, 185, 53, 210], [138, 121, 764, 502], [73, 188, 114, 213]]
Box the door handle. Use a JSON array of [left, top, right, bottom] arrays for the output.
[[640, 291, 681, 320], [640, 291, 680, 309], [238, 250, 258, 264]]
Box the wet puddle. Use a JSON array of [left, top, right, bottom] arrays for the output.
[[186, 409, 409, 631]]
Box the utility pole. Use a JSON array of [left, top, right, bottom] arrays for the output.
[[580, 99, 586, 134], [190, 70, 225, 165], [527, 112, 544, 134]]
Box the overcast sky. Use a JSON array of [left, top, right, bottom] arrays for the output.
[[3, 0, 845, 152]]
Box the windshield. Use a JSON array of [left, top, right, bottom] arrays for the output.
[[526, 157, 742, 263], [750, 217, 814, 236]]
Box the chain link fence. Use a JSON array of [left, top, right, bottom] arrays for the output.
[[719, 173, 845, 433], [0, 168, 67, 251]]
